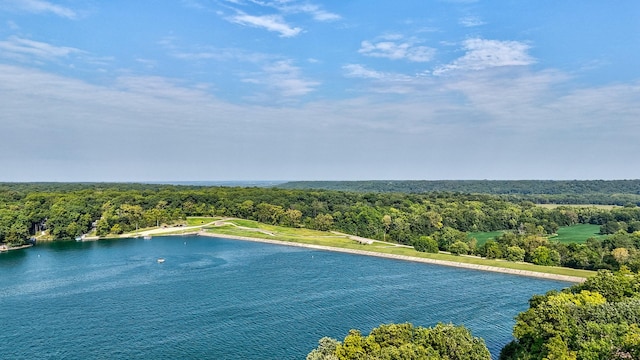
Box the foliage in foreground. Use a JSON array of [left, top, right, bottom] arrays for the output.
[[309, 270, 640, 360], [500, 269, 640, 360], [307, 323, 491, 360]]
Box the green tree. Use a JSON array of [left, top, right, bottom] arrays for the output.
[[314, 214, 334, 231], [110, 223, 123, 235], [413, 236, 439, 253], [505, 246, 526, 262], [436, 227, 467, 251], [314, 323, 490, 360], [307, 337, 339, 360], [283, 209, 303, 227], [531, 246, 560, 266], [482, 240, 503, 259], [449, 241, 470, 256]]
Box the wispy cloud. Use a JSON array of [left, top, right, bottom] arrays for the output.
[[243, 60, 319, 97], [2, 64, 639, 180], [219, 1, 339, 37], [343, 64, 423, 94], [180, 0, 207, 11], [343, 64, 413, 82], [434, 38, 535, 75], [359, 37, 435, 62], [160, 36, 318, 99], [276, 2, 340, 21], [2, 0, 77, 19], [0, 36, 83, 61], [459, 16, 485, 27], [343, 64, 386, 80], [229, 13, 302, 37]]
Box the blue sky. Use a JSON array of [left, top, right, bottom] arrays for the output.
[[1, 0, 639, 181]]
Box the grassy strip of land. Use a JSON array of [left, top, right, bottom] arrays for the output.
[[198, 219, 593, 281], [107, 217, 594, 281]]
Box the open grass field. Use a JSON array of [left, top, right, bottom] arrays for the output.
[[550, 224, 606, 244], [469, 224, 606, 246], [468, 230, 505, 246], [186, 217, 222, 226]]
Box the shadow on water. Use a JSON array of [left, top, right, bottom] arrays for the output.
[[40, 237, 136, 252], [0, 248, 28, 267]]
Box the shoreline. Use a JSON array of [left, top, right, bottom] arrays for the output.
[[197, 231, 586, 283], [0, 244, 33, 252]]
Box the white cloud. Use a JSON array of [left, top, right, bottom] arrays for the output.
[[342, 64, 422, 94], [279, 3, 340, 21], [359, 39, 435, 62], [219, 1, 339, 37], [160, 36, 272, 63], [2, 0, 77, 18], [343, 64, 385, 80], [243, 0, 340, 21], [434, 38, 535, 74], [243, 60, 319, 97], [343, 64, 414, 82], [181, 0, 207, 11], [230, 13, 302, 37], [0, 36, 83, 61], [459, 16, 485, 27], [1, 64, 639, 181]]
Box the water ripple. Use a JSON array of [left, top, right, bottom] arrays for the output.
[[0, 237, 568, 359]]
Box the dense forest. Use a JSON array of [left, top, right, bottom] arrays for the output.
[[1, 182, 640, 271], [278, 180, 640, 205], [308, 270, 640, 360]]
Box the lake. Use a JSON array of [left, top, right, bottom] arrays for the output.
[[0, 236, 569, 359]]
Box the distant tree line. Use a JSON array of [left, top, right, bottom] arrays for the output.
[[278, 180, 640, 206], [1, 183, 640, 271]]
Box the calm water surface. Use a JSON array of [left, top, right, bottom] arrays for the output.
[[0, 237, 570, 359]]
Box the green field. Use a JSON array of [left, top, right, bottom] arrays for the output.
[[468, 230, 505, 246], [185, 217, 222, 226], [470, 224, 606, 246], [550, 224, 606, 244]]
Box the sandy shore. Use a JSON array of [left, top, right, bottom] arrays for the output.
[[197, 232, 586, 283]]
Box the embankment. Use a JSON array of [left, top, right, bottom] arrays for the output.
[[197, 232, 586, 283]]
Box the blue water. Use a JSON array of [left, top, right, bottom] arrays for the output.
[[0, 237, 569, 359]]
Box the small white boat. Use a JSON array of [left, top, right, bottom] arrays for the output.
[[144, 235, 152, 240], [157, 258, 165, 263], [75, 236, 83, 242]]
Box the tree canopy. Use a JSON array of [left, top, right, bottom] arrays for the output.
[[307, 323, 491, 360]]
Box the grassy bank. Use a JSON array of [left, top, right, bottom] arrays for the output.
[[199, 219, 594, 280]]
